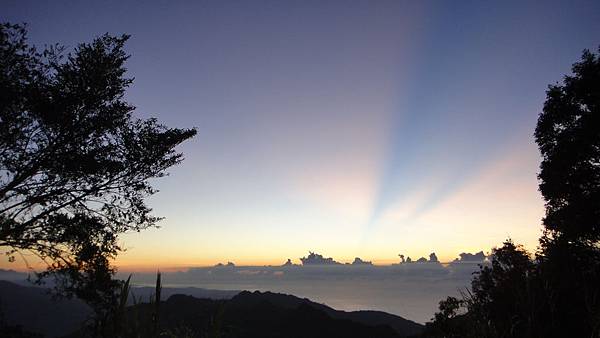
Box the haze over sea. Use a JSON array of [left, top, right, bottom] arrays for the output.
[[121, 254, 485, 323]]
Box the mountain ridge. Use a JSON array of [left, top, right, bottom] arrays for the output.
[[0, 280, 424, 337]]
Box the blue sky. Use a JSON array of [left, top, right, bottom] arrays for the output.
[[3, 0, 600, 269]]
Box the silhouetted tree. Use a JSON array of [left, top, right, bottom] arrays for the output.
[[423, 296, 470, 338], [424, 47, 600, 338], [0, 22, 196, 328], [423, 241, 540, 338], [534, 46, 600, 337], [468, 241, 539, 338], [535, 47, 600, 242]]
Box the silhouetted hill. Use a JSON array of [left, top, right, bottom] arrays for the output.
[[230, 291, 424, 337], [0, 280, 238, 337], [129, 285, 239, 304], [0, 269, 30, 283], [0, 280, 423, 337], [121, 291, 423, 337], [0, 280, 91, 337]]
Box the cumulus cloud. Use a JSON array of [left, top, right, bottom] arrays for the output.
[[453, 251, 487, 263], [299, 252, 341, 265], [351, 257, 373, 265], [117, 259, 482, 323], [0, 250, 492, 324]]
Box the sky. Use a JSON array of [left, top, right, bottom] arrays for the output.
[[3, 0, 600, 270]]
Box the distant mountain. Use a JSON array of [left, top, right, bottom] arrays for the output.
[[229, 291, 424, 337], [119, 291, 423, 338], [0, 269, 31, 284], [0, 280, 239, 337], [129, 285, 239, 304], [0, 280, 91, 338], [0, 280, 423, 337]]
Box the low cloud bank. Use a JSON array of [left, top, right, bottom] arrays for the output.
[[119, 251, 488, 323], [0, 252, 489, 323]]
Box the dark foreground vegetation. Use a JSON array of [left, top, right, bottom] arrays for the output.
[[0, 279, 423, 338], [1, 22, 599, 338], [422, 47, 600, 338], [0, 22, 196, 336]]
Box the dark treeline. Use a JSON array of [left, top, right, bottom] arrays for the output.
[[422, 48, 600, 338]]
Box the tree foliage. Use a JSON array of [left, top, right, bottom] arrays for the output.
[[423, 241, 541, 338], [0, 22, 196, 317], [535, 48, 600, 242], [423, 47, 600, 338], [534, 47, 600, 336]]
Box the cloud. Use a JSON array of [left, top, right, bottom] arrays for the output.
[[116, 258, 482, 324], [300, 252, 341, 265], [453, 251, 487, 263]]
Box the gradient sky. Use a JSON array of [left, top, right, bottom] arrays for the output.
[[3, 0, 600, 270]]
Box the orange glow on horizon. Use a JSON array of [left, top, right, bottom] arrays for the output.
[[1, 247, 532, 273]]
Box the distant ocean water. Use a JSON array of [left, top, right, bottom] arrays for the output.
[[123, 263, 482, 323]]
